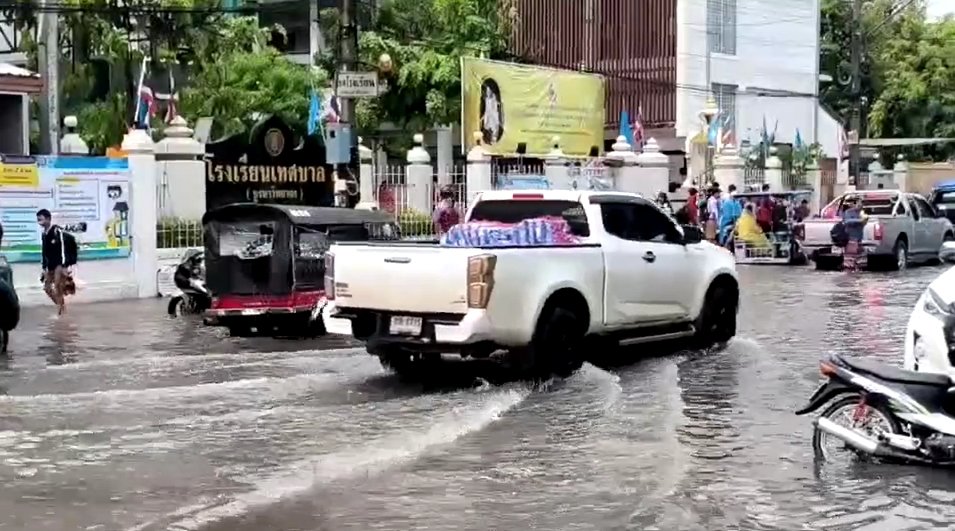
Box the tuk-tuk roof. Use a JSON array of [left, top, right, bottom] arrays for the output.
[[735, 190, 812, 198], [202, 203, 394, 226], [933, 179, 955, 192]]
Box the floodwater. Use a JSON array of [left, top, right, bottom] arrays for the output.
[[2, 266, 954, 531]]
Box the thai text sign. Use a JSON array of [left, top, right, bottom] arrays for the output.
[[205, 161, 330, 209], [461, 57, 606, 157], [336, 71, 379, 98]]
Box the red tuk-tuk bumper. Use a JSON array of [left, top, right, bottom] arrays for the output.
[[205, 290, 326, 320]]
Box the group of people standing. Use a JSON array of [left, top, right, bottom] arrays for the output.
[[669, 183, 812, 251]]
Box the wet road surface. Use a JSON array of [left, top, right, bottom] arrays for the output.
[[2, 266, 955, 530]]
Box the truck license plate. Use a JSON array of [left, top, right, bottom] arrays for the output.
[[389, 316, 423, 335]]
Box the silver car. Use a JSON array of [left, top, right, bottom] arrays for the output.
[[803, 191, 954, 270]]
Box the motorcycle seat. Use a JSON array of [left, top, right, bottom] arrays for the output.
[[837, 355, 951, 387]]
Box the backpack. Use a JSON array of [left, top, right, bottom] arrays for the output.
[[830, 222, 850, 248], [61, 229, 78, 267]]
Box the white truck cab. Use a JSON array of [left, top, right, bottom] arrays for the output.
[[322, 190, 739, 377]]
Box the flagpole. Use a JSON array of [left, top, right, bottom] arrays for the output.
[[133, 55, 148, 126]]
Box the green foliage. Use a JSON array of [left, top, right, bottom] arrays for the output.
[[867, 17, 955, 159], [319, 0, 517, 132], [180, 17, 327, 137], [820, 0, 955, 160], [10, 5, 321, 152], [396, 209, 435, 237], [76, 93, 128, 154]]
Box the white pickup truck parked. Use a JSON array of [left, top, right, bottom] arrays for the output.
[[322, 190, 739, 377]]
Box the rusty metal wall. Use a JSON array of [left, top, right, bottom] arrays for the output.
[[510, 0, 677, 129]]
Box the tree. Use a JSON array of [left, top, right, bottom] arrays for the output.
[[867, 17, 955, 159], [180, 17, 327, 137], [319, 0, 517, 133], [818, 0, 925, 128]]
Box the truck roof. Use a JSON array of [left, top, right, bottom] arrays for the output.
[[475, 189, 646, 203]]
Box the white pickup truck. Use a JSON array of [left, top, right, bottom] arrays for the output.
[[322, 190, 739, 377]]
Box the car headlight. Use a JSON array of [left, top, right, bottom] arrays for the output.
[[923, 288, 954, 317]]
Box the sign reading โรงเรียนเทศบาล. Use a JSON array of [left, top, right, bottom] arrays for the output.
[[336, 72, 378, 98]]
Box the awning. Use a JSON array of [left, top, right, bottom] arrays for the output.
[[0, 63, 42, 94]]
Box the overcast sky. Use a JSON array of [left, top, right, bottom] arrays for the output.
[[926, 0, 952, 20]]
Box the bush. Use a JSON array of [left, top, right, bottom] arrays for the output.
[[157, 218, 203, 249], [397, 209, 435, 238]]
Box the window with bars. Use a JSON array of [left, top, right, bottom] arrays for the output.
[[712, 83, 737, 139], [706, 0, 737, 55]]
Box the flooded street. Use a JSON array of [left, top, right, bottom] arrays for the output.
[[2, 266, 955, 530]]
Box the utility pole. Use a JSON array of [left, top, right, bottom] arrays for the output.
[[849, 0, 863, 181], [338, 0, 359, 206], [37, 0, 59, 154]]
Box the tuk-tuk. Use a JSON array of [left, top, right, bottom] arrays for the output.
[[928, 180, 955, 224], [730, 190, 812, 265], [202, 204, 399, 337]]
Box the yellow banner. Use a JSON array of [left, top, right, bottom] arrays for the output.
[[0, 162, 40, 187], [461, 57, 606, 157]]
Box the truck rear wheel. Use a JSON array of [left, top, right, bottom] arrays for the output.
[[513, 306, 585, 379]]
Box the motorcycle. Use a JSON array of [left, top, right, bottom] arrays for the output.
[[0, 256, 19, 354], [167, 249, 210, 317], [797, 354, 955, 465]]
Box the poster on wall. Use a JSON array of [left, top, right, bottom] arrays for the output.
[[460, 57, 606, 157], [0, 156, 131, 263]]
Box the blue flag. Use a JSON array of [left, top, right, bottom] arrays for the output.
[[307, 89, 322, 137], [619, 110, 634, 146], [707, 113, 721, 147], [794, 128, 804, 150]]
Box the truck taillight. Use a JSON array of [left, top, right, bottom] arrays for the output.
[[466, 254, 497, 309], [324, 253, 335, 300], [873, 223, 884, 241]]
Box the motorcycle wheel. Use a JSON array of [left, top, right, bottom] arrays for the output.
[[0, 329, 7, 354], [168, 296, 185, 317], [812, 394, 900, 463]]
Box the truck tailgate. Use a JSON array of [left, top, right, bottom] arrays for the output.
[[330, 244, 472, 314], [803, 219, 837, 246]]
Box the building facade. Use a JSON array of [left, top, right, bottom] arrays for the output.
[[510, 0, 842, 161]]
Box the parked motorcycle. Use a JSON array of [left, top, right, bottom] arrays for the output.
[[797, 354, 955, 465], [0, 256, 19, 354], [167, 249, 210, 317]]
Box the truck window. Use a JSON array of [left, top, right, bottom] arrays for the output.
[[846, 195, 899, 216], [599, 203, 682, 244], [468, 200, 590, 236]]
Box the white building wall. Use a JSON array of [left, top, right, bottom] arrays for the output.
[[677, 0, 820, 148]]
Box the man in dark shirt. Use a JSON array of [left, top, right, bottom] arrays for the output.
[[36, 209, 68, 314]]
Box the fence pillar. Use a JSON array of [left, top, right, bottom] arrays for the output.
[[122, 128, 158, 299], [806, 163, 822, 214], [436, 125, 454, 186], [544, 136, 572, 189], [466, 132, 492, 204], [629, 138, 670, 198], [405, 133, 433, 214], [894, 154, 909, 192], [605, 135, 638, 192], [765, 148, 784, 191], [713, 144, 744, 194], [59, 115, 89, 155], [155, 116, 205, 221], [357, 137, 376, 208]]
